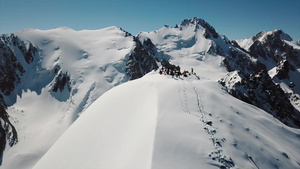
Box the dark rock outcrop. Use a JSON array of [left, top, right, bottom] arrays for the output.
[[0, 35, 26, 96], [126, 36, 158, 80], [0, 35, 35, 164], [52, 71, 71, 92], [220, 30, 300, 128], [219, 70, 300, 127], [0, 34, 40, 164], [0, 104, 18, 165]]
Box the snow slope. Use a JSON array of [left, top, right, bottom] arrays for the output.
[[2, 27, 136, 169], [138, 20, 228, 80], [2, 20, 229, 168], [33, 73, 300, 169]]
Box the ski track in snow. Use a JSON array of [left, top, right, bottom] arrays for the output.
[[177, 76, 234, 168]]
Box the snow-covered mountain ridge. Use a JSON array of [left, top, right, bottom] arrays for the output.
[[33, 73, 300, 169], [139, 17, 300, 127], [0, 17, 300, 168], [0, 26, 158, 168]]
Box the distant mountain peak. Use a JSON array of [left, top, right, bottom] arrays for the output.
[[180, 17, 206, 26], [180, 17, 219, 39], [253, 29, 293, 42]]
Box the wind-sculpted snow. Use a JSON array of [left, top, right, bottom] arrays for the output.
[[33, 73, 300, 169]]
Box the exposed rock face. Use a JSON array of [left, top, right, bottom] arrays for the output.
[[219, 70, 300, 127], [126, 36, 158, 80], [0, 35, 26, 96], [0, 34, 57, 164], [220, 30, 300, 128], [276, 59, 295, 80], [0, 35, 34, 163], [249, 30, 299, 65], [52, 71, 71, 92], [0, 104, 18, 165], [223, 47, 266, 74]]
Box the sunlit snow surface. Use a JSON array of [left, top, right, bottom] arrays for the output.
[[3, 24, 230, 169], [33, 73, 300, 169], [139, 25, 228, 80], [3, 25, 300, 169], [3, 27, 135, 169]]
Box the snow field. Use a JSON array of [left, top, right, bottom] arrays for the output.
[[3, 26, 136, 169], [33, 77, 158, 169], [32, 73, 300, 169]]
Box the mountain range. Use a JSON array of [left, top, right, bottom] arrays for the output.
[[0, 17, 299, 169]]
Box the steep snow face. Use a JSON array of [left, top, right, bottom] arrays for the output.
[[15, 26, 134, 82], [138, 18, 230, 80], [33, 73, 300, 169], [138, 17, 259, 81], [1, 27, 140, 169], [235, 38, 253, 51]]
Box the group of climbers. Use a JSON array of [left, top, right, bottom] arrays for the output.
[[159, 66, 194, 78], [159, 67, 180, 77], [158, 58, 197, 78]]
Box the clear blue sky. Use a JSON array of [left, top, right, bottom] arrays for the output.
[[1, 0, 299, 40]]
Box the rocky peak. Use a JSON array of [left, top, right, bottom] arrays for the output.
[[0, 35, 26, 97], [180, 17, 207, 26], [119, 27, 132, 37], [253, 30, 293, 44], [221, 29, 300, 128], [125, 36, 158, 80], [248, 30, 299, 66], [180, 17, 219, 39]]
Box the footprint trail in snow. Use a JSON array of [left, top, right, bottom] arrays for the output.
[[178, 76, 235, 168]]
